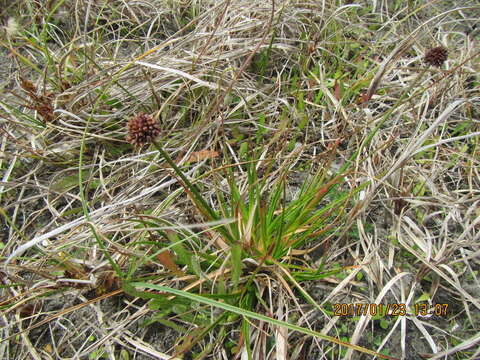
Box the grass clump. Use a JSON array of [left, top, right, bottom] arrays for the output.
[[122, 115, 375, 356]]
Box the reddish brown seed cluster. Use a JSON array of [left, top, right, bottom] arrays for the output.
[[424, 46, 448, 67], [126, 113, 161, 147], [20, 78, 55, 123]]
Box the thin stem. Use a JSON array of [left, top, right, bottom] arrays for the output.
[[152, 141, 227, 226]]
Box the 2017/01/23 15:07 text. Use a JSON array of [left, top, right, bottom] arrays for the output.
[[332, 303, 449, 317]]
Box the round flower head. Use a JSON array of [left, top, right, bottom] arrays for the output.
[[126, 113, 161, 147], [424, 46, 448, 67]]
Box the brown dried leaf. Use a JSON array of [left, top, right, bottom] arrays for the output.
[[157, 250, 184, 276], [186, 149, 219, 163], [334, 79, 342, 101], [20, 77, 37, 94]]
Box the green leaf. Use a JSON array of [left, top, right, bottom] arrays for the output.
[[230, 243, 242, 290], [415, 293, 430, 303], [256, 113, 267, 144], [50, 171, 89, 192], [120, 350, 129, 360], [239, 142, 249, 159]]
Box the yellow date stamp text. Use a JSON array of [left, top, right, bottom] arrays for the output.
[[332, 303, 449, 317]]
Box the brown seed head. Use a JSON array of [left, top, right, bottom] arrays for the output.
[[424, 46, 448, 67], [126, 113, 161, 147]]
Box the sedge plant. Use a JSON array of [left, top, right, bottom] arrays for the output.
[[123, 113, 389, 359]]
